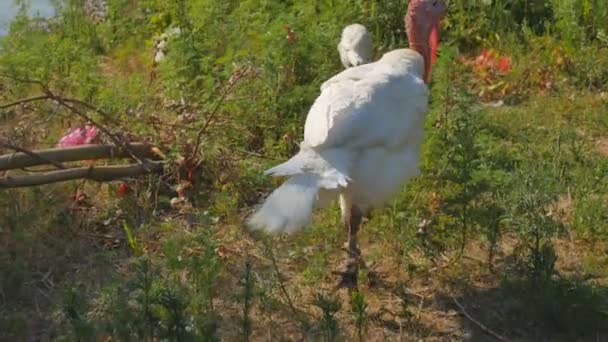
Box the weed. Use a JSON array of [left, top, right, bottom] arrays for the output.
[[240, 260, 254, 342], [62, 284, 95, 341], [507, 162, 562, 283], [312, 293, 341, 342], [350, 291, 368, 341]]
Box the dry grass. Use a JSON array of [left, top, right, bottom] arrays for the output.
[[596, 137, 608, 157]]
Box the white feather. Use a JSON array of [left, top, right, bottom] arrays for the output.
[[249, 48, 428, 233], [337, 24, 373, 68], [248, 174, 321, 234], [265, 143, 353, 188]]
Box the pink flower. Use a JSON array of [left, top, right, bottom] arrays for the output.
[[57, 125, 99, 147]]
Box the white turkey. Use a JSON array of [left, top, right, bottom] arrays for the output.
[[249, 0, 447, 287], [338, 23, 373, 68]]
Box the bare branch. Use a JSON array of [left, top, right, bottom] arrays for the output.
[[0, 73, 47, 88], [48, 94, 117, 141], [0, 162, 164, 188], [191, 66, 254, 160], [0, 143, 161, 171], [51, 95, 129, 133], [47, 94, 151, 167], [0, 75, 150, 167], [0, 95, 51, 110], [0, 140, 66, 170]]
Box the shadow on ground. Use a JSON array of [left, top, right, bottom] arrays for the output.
[[434, 273, 608, 341]]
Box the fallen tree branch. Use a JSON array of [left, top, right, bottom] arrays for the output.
[[0, 162, 164, 188], [0, 143, 159, 171], [0, 140, 66, 170], [452, 296, 510, 342]]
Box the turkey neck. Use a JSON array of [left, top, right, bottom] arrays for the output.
[[405, 15, 433, 82]]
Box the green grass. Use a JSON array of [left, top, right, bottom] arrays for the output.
[[1, 0, 608, 340]]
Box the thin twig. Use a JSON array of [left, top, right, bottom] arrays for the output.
[[191, 67, 253, 160], [0, 75, 149, 167], [50, 94, 150, 167], [264, 239, 303, 323], [452, 296, 510, 342], [43, 92, 130, 139], [0, 73, 46, 88], [242, 258, 253, 342], [56, 96, 126, 130], [191, 85, 233, 159], [0, 95, 50, 110], [416, 294, 425, 320], [147, 118, 199, 131], [48, 94, 116, 141]]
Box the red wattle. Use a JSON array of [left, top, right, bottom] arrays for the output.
[[429, 22, 440, 66]]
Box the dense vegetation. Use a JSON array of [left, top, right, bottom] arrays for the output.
[[1, 0, 607, 340]]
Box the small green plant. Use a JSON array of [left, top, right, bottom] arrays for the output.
[[482, 199, 505, 272], [442, 93, 484, 258], [62, 284, 95, 341], [131, 257, 157, 339], [424, 75, 503, 261], [153, 285, 190, 341], [188, 228, 222, 314], [350, 291, 368, 341], [240, 260, 254, 342], [257, 286, 280, 341], [507, 161, 562, 283], [312, 293, 341, 342], [123, 222, 144, 256]]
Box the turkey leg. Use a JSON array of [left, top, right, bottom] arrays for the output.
[[336, 204, 363, 289]]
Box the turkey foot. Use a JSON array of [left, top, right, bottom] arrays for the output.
[[341, 242, 361, 256], [334, 255, 360, 289], [357, 258, 380, 288], [345, 204, 362, 255], [335, 204, 363, 289], [334, 254, 380, 289]]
